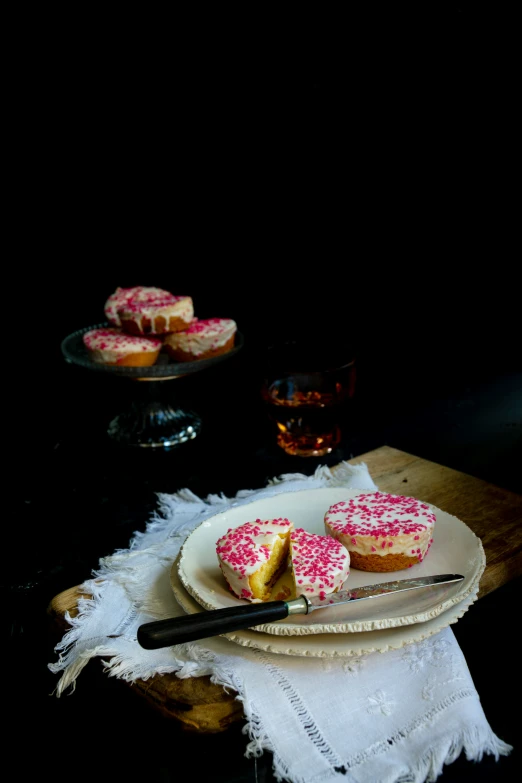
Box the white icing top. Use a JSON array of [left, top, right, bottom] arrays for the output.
[[216, 518, 293, 602], [119, 295, 194, 333], [104, 287, 173, 327], [83, 328, 162, 364], [290, 528, 350, 599], [324, 492, 435, 561], [164, 318, 236, 356]]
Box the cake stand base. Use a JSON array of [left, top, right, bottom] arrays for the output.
[[107, 399, 202, 449]]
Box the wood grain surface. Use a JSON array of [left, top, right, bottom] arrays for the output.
[[47, 445, 522, 732]]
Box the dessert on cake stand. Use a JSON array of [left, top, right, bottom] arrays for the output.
[[61, 323, 244, 448]]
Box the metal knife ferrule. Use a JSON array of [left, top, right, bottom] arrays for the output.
[[286, 595, 312, 615]]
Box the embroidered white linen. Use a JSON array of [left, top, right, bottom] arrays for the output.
[[49, 462, 511, 783]]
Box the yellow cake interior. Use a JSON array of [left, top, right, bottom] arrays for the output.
[[248, 531, 291, 601]]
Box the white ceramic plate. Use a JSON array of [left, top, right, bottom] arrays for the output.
[[177, 488, 485, 635], [171, 556, 480, 657]]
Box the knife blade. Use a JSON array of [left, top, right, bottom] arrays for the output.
[[137, 573, 464, 649]]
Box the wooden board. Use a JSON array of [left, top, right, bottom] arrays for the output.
[[47, 445, 522, 732]]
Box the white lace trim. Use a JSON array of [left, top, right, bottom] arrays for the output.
[[167, 643, 512, 783], [342, 689, 512, 782], [183, 643, 359, 783]]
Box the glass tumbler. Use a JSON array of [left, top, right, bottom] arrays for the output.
[[260, 341, 356, 457]]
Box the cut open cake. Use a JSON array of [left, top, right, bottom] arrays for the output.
[[216, 519, 350, 602]]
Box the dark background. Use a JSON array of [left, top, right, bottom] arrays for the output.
[[9, 4, 521, 781]]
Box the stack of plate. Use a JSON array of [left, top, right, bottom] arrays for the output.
[[172, 488, 485, 657]]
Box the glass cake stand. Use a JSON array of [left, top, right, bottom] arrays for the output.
[[61, 323, 244, 448]]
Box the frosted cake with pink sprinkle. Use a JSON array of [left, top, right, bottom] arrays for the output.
[[164, 318, 236, 362], [83, 327, 162, 366], [290, 528, 350, 600], [216, 519, 350, 603], [324, 491, 435, 572], [216, 518, 293, 602]]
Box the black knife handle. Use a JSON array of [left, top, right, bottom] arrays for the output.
[[137, 601, 289, 649]]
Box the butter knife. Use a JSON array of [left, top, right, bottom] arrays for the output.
[[137, 573, 464, 649]]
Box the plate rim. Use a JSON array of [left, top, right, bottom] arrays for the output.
[[177, 487, 486, 635], [171, 554, 481, 657]]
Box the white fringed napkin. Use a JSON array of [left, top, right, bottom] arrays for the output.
[[49, 462, 511, 783]]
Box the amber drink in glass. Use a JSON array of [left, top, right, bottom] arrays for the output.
[[261, 342, 356, 457]]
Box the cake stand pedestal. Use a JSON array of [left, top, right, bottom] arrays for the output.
[[105, 380, 202, 448], [61, 323, 244, 449]]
